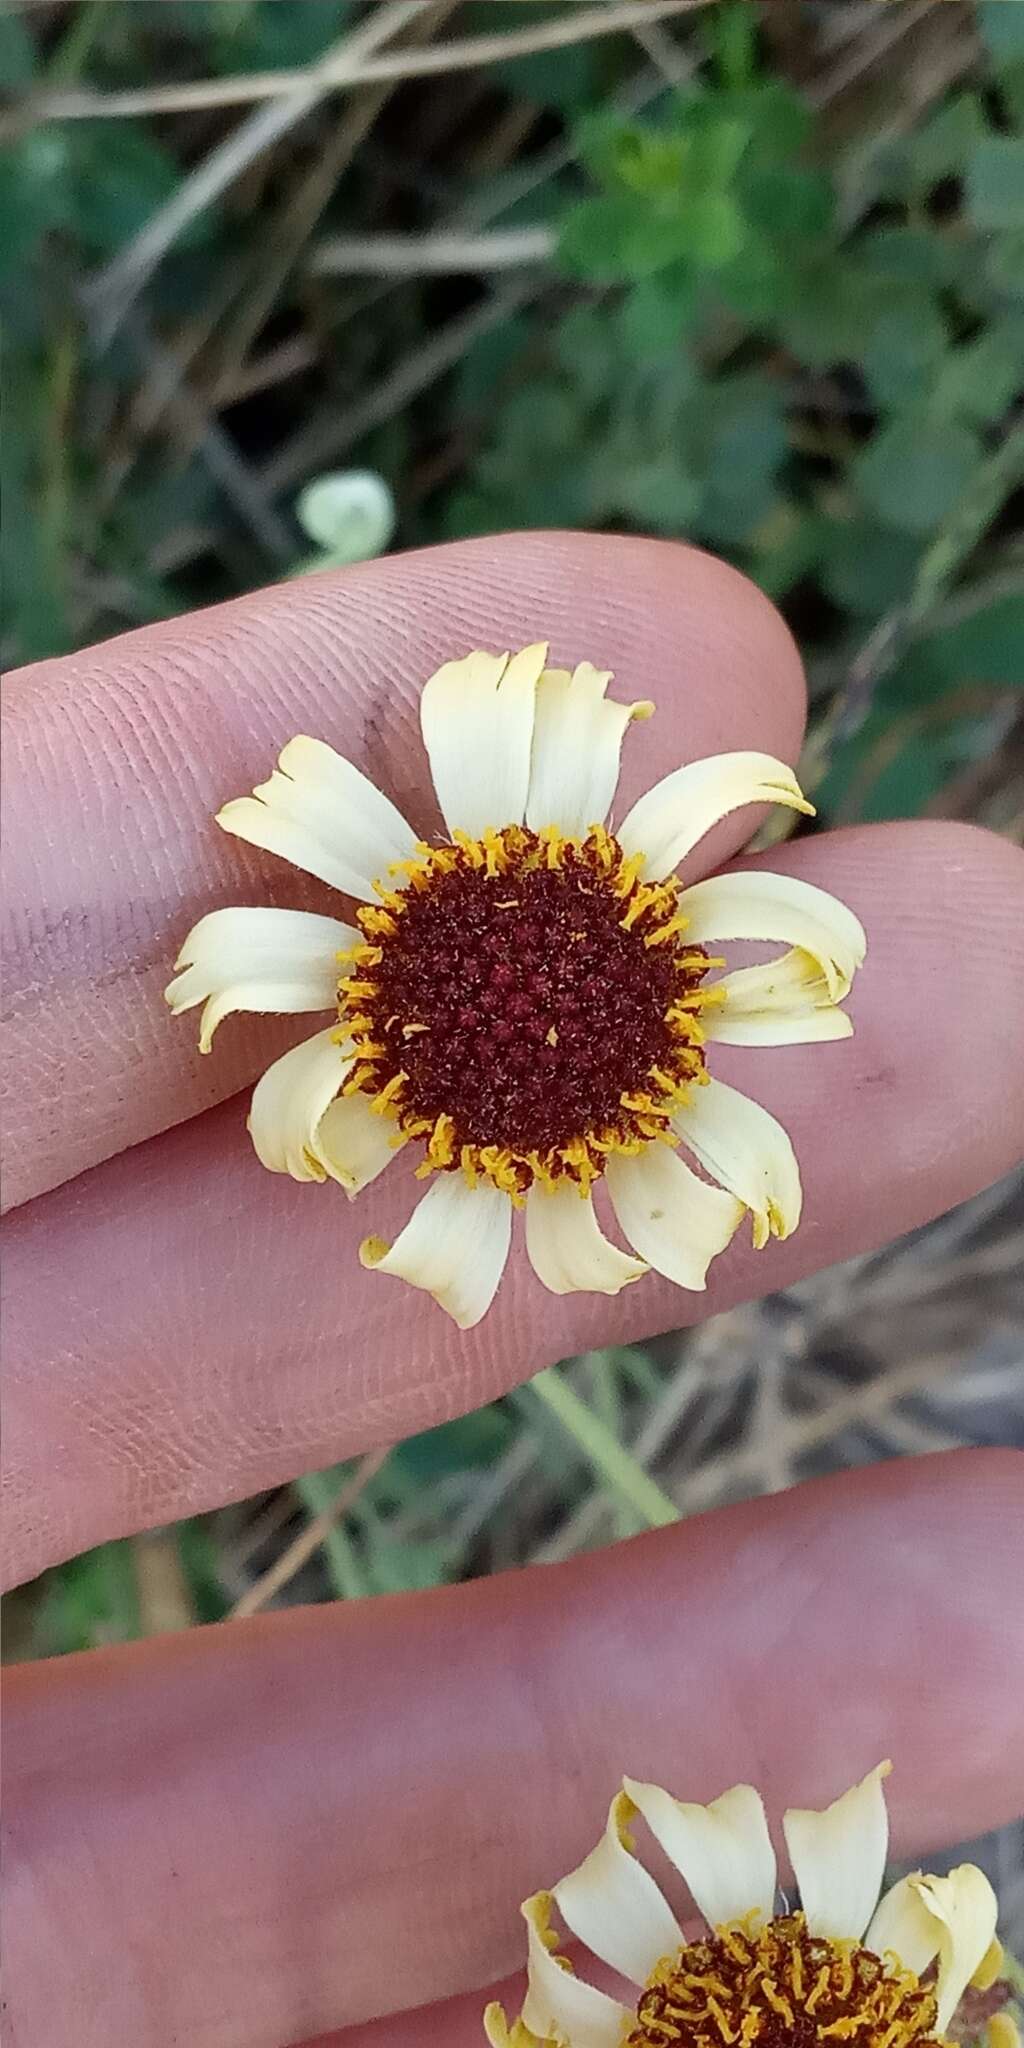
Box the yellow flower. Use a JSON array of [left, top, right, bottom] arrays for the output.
[[485, 1763, 1014, 2048], [166, 644, 865, 1328]]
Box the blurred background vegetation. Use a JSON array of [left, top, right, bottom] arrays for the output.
[[2, 4, 1022, 1911]]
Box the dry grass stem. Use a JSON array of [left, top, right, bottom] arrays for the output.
[[228, 1449, 391, 1620]]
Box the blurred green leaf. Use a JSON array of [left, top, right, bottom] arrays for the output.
[[618, 270, 698, 356], [560, 185, 744, 279], [455, 315, 532, 413], [699, 473, 780, 545], [1, 348, 74, 663], [857, 731, 954, 821], [496, 384, 581, 456], [69, 124, 214, 254], [206, 0, 352, 70], [998, 59, 1024, 128], [613, 455, 701, 533], [821, 522, 923, 616], [729, 77, 813, 159], [984, 226, 1024, 299], [740, 162, 834, 240], [175, 1521, 229, 1626], [716, 236, 792, 320], [966, 135, 1024, 230], [0, 8, 36, 82], [932, 318, 1024, 422], [684, 109, 753, 192], [360, 1532, 454, 1596], [32, 1543, 141, 1657], [922, 591, 1024, 687], [559, 194, 688, 279], [608, 123, 693, 199], [854, 418, 981, 534], [679, 188, 747, 267], [705, 0, 757, 90], [779, 260, 888, 368], [0, 131, 74, 279], [857, 225, 959, 290], [554, 304, 616, 401], [749, 504, 826, 600], [861, 299, 949, 411], [703, 383, 788, 499], [393, 1412, 513, 1486], [906, 91, 987, 188], [978, 0, 1024, 65], [496, 39, 603, 114]]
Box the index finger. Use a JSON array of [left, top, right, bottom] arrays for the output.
[[0, 532, 805, 1212]]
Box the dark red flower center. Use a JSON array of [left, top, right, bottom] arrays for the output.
[[341, 827, 714, 1193]]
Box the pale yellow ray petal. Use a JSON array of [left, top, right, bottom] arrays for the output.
[[217, 735, 416, 899], [553, 1788, 683, 1985], [783, 1761, 891, 1940], [315, 1091, 405, 1195], [165, 905, 354, 1052], [605, 1145, 743, 1292], [677, 869, 866, 1003], [521, 1894, 631, 2048], [360, 1174, 512, 1328], [247, 1027, 354, 1183], [673, 1077, 801, 1250], [617, 752, 813, 882], [525, 1182, 648, 1296], [622, 1778, 777, 1930], [526, 661, 653, 836], [420, 643, 547, 838], [704, 947, 854, 1047]]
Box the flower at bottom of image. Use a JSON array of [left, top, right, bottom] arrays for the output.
[[484, 1762, 1020, 2048], [167, 642, 867, 1327]]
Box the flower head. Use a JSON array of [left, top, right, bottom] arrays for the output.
[[484, 1763, 1015, 2048], [166, 644, 865, 1327]]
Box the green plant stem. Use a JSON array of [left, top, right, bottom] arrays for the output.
[[528, 1365, 679, 1529], [293, 1471, 369, 1600]]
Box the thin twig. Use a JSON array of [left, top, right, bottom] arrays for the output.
[[81, 2, 431, 347], [208, 0, 462, 407], [261, 274, 545, 497], [309, 225, 556, 276], [27, 1, 711, 123], [115, 309, 296, 562], [228, 1448, 390, 1620], [632, 17, 696, 85], [132, 1529, 194, 1635], [807, 0, 937, 108], [137, 55, 684, 589]]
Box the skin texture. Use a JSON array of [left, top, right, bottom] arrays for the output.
[[2, 534, 1023, 2048], [5, 1455, 1024, 2048]]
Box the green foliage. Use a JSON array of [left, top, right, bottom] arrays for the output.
[[854, 419, 982, 535], [979, 0, 1024, 65], [28, 1542, 141, 1658], [445, 3, 1022, 832], [966, 134, 1024, 228]]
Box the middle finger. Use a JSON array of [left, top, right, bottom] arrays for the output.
[[5, 1451, 1022, 2048], [5, 820, 1024, 1583]]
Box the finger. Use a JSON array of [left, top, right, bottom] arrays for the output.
[[5, 820, 1024, 1583], [5, 1452, 1022, 2048], [0, 533, 805, 1212]]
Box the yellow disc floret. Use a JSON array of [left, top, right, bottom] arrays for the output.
[[631, 1914, 947, 2048]]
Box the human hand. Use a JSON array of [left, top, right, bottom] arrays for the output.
[[4, 533, 1023, 2047]]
